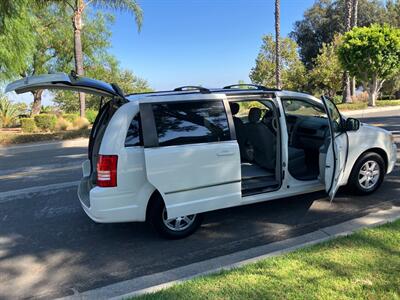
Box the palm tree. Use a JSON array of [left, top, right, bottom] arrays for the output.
[[62, 0, 143, 117], [342, 0, 352, 103], [275, 0, 281, 89], [350, 0, 358, 96]]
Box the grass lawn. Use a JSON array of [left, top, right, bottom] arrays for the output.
[[337, 99, 400, 111], [136, 219, 400, 300], [0, 128, 90, 146]]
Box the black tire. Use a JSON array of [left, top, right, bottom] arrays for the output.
[[148, 196, 204, 239], [347, 152, 385, 195]]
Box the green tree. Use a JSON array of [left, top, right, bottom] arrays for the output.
[[310, 36, 343, 98], [0, 3, 35, 80], [250, 35, 308, 91], [291, 0, 388, 69], [386, 0, 400, 28], [338, 24, 400, 106], [275, 0, 281, 89], [1, 3, 116, 115], [49, 0, 143, 117]]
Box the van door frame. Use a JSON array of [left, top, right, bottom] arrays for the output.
[[226, 92, 283, 196]]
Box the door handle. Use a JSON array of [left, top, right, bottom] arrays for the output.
[[217, 150, 235, 156]]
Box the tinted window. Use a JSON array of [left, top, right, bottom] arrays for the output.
[[152, 101, 230, 146], [125, 114, 143, 147]]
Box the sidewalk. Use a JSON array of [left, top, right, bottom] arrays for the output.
[[59, 205, 400, 300], [0, 137, 88, 155]]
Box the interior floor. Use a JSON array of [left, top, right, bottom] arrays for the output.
[[241, 163, 278, 194]]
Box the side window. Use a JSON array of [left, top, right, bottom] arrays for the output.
[[125, 113, 143, 147], [282, 99, 326, 118], [324, 98, 342, 134], [152, 100, 231, 146]]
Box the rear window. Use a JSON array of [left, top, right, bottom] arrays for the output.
[[152, 100, 231, 146]]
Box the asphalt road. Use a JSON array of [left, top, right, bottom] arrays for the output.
[[0, 109, 399, 299]]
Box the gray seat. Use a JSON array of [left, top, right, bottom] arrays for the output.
[[230, 102, 247, 159], [246, 107, 276, 170]]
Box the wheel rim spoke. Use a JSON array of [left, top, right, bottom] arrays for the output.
[[358, 160, 380, 189], [162, 208, 196, 232]]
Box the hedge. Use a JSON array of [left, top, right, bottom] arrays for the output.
[[20, 118, 36, 133], [85, 109, 98, 124], [63, 113, 79, 124], [34, 114, 57, 131]]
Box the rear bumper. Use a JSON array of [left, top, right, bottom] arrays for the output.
[[77, 161, 146, 223]]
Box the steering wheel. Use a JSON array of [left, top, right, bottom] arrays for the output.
[[272, 118, 278, 132]]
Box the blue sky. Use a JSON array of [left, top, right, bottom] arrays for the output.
[[109, 0, 315, 90], [10, 0, 315, 105]]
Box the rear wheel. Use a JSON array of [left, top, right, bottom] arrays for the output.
[[148, 196, 204, 239], [348, 152, 385, 195]]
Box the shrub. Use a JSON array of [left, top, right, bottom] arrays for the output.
[[352, 92, 369, 103], [73, 117, 90, 130], [0, 97, 19, 128], [85, 109, 98, 124], [20, 118, 37, 133], [55, 117, 72, 131], [332, 95, 342, 105], [34, 114, 57, 131], [63, 113, 79, 124]]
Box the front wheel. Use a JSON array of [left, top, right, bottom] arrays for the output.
[[148, 197, 204, 239], [347, 152, 385, 195]]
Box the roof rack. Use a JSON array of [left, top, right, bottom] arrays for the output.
[[173, 86, 211, 94], [223, 84, 281, 91]]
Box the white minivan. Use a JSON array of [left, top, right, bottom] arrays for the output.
[[6, 73, 397, 239]]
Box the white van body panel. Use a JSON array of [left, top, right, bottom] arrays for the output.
[[339, 124, 396, 186], [78, 92, 396, 224]]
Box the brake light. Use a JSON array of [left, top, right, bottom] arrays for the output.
[[97, 155, 118, 187]]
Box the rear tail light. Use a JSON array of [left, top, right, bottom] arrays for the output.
[[97, 155, 118, 187]]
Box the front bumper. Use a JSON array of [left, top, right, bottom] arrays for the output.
[[387, 143, 397, 174]]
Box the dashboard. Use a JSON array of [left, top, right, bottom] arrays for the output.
[[286, 114, 329, 150]]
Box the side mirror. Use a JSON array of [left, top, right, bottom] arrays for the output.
[[344, 118, 360, 131]]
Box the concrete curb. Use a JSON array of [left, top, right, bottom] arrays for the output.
[[0, 138, 88, 155], [58, 205, 400, 300]]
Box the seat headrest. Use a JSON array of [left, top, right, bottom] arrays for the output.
[[230, 102, 240, 115], [248, 107, 261, 123]]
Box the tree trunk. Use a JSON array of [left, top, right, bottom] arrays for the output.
[[73, 0, 85, 117], [31, 90, 43, 116], [350, 0, 358, 98], [351, 0, 358, 27], [368, 90, 377, 107], [351, 77, 356, 96], [368, 76, 379, 107], [275, 0, 281, 89], [342, 0, 353, 103]]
